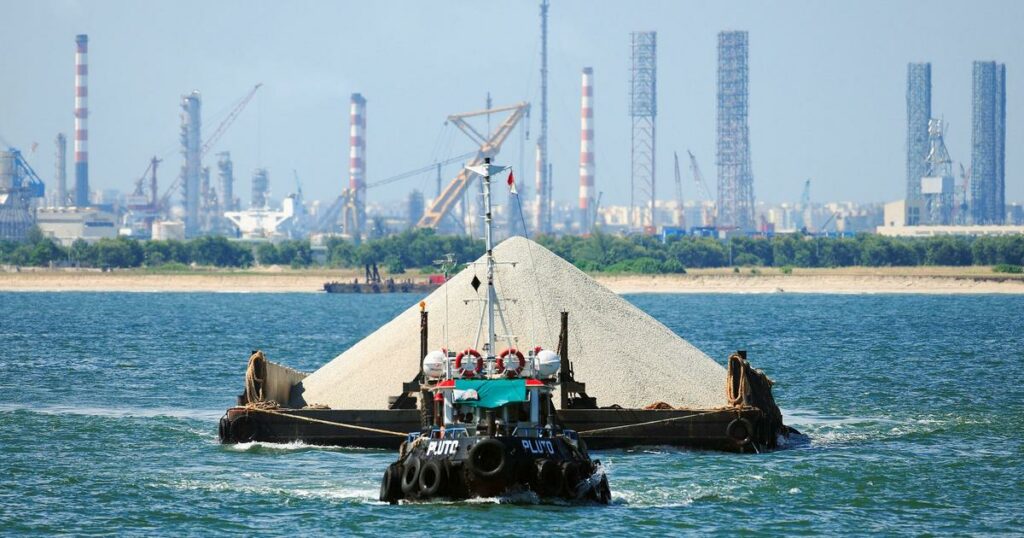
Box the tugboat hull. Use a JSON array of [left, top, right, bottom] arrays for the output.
[[379, 434, 610, 504]]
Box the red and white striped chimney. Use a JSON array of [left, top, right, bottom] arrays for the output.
[[348, 93, 367, 235], [579, 67, 595, 230], [74, 34, 89, 207]]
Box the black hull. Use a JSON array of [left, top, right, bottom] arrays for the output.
[[219, 406, 780, 453]]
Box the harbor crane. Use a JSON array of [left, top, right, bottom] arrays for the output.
[[672, 151, 685, 229], [417, 102, 530, 229], [315, 151, 476, 233], [800, 178, 812, 232], [686, 150, 714, 226]]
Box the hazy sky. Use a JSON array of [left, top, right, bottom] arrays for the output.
[[1, 0, 1020, 209]]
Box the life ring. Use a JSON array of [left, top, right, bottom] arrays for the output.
[[726, 417, 753, 446], [379, 462, 402, 504], [454, 348, 483, 378], [467, 438, 506, 479], [401, 457, 422, 495], [495, 348, 525, 377], [418, 459, 447, 497]]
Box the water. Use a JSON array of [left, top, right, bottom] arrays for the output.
[[1, 292, 1022, 535]]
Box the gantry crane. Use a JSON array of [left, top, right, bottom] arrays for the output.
[[417, 102, 530, 229]]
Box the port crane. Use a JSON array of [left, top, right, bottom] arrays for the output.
[[686, 150, 714, 226], [417, 102, 530, 229], [800, 178, 812, 232], [315, 150, 477, 233]]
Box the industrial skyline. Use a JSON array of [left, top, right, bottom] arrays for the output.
[[1, 0, 1022, 216]]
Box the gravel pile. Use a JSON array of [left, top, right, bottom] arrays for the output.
[[290, 237, 727, 410]]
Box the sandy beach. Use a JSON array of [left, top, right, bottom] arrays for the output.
[[1, 266, 1022, 294]]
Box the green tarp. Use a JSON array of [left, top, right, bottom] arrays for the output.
[[453, 379, 527, 409]]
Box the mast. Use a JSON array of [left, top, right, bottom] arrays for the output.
[[466, 157, 506, 361], [483, 157, 496, 360]]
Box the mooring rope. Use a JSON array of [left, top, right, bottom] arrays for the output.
[[244, 407, 409, 438], [573, 409, 728, 436]]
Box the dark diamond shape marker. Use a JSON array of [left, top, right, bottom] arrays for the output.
[[471, 275, 481, 291]]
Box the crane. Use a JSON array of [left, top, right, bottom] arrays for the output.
[[800, 178, 812, 232], [673, 151, 685, 229], [686, 150, 714, 226], [156, 83, 263, 212], [417, 102, 530, 229], [315, 151, 477, 233]]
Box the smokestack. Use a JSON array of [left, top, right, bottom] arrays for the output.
[[348, 93, 367, 236], [181, 91, 202, 235], [74, 34, 88, 207], [578, 67, 595, 231], [55, 133, 67, 207]]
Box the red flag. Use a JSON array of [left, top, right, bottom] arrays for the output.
[[507, 170, 518, 194]]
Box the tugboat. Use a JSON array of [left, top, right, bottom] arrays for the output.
[[378, 159, 611, 505]]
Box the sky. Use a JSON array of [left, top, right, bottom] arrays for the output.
[[1, 0, 1021, 209]]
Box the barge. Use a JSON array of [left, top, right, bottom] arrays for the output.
[[221, 311, 788, 453]]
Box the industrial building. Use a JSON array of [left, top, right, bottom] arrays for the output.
[[716, 31, 755, 232], [36, 208, 116, 246]]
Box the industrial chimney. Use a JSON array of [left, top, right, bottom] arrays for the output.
[[55, 133, 67, 207], [348, 93, 367, 236], [74, 34, 89, 207], [578, 67, 595, 231]]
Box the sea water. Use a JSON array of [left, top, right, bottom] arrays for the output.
[[1, 292, 1021, 535]]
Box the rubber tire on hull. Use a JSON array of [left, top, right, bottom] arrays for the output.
[[218, 417, 228, 443], [727, 417, 754, 447], [467, 438, 506, 479], [380, 463, 402, 504], [561, 462, 582, 497], [418, 460, 447, 497], [532, 459, 564, 498], [401, 457, 422, 496], [229, 415, 258, 443]]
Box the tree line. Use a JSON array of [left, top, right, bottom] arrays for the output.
[[2, 227, 1022, 272]]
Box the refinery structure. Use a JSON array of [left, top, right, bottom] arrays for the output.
[[880, 57, 1012, 235], [1, 6, 1019, 249]]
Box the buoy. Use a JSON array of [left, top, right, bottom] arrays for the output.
[[496, 348, 525, 377], [455, 348, 483, 378]]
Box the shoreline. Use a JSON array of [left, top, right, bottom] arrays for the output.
[[1, 267, 1023, 294]]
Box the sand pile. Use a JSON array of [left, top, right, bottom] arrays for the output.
[[290, 237, 727, 410]]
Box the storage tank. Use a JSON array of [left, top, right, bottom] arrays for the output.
[[0, 150, 15, 191]]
